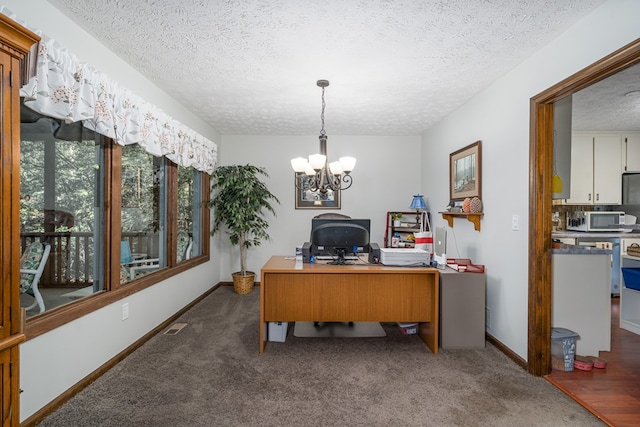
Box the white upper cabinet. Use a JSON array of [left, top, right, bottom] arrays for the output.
[[566, 133, 622, 205], [552, 95, 572, 200], [567, 134, 594, 204], [623, 133, 640, 172]]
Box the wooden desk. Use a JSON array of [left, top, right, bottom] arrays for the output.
[[259, 256, 439, 353]]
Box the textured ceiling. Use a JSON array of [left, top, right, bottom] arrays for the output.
[[572, 62, 640, 132], [46, 0, 615, 136]]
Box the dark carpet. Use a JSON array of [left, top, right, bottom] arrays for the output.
[[38, 286, 604, 426]]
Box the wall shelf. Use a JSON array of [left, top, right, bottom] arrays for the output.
[[439, 212, 483, 231]]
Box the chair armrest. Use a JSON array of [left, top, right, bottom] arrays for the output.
[[20, 269, 38, 275], [128, 262, 161, 279], [122, 258, 159, 267]]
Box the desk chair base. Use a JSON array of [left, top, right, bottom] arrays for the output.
[[314, 321, 353, 327]]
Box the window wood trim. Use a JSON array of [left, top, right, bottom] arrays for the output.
[[107, 140, 121, 292], [166, 161, 178, 267]]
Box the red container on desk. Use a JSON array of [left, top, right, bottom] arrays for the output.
[[446, 258, 485, 273]]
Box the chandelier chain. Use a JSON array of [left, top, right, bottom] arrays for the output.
[[320, 85, 326, 137]]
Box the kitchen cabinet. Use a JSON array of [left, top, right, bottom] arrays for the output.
[[565, 133, 622, 205], [620, 254, 640, 335], [620, 239, 640, 334], [384, 211, 428, 248], [623, 132, 640, 172], [552, 95, 572, 200]]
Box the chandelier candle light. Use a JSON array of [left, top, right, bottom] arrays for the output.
[[291, 80, 356, 194]]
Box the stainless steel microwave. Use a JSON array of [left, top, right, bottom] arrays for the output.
[[566, 211, 625, 232]]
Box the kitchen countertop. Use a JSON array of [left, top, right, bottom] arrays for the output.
[[552, 243, 612, 255], [553, 230, 640, 239], [551, 230, 640, 254], [553, 246, 612, 255]]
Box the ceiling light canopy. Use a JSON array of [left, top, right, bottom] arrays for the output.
[[291, 80, 356, 194]]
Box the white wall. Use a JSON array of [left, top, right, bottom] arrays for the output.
[[1, 1, 224, 421], [218, 135, 423, 278], [11, 0, 640, 420], [421, 0, 640, 359]]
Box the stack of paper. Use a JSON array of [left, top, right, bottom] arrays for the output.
[[380, 248, 429, 266], [446, 263, 467, 272]]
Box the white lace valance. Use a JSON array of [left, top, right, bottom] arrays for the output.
[[4, 7, 217, 174]]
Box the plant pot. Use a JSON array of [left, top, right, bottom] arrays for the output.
[[232, 271, 255, 295]]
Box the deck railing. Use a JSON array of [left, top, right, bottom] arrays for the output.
[[20, 232, 158, 287]]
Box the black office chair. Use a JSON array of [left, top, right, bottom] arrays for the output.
[[312, 212, 354, 328]]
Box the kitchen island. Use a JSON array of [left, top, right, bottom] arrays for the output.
[[553, 230, 640, 294], [553, 231, 640, 340], [552, 242, 612, 356]]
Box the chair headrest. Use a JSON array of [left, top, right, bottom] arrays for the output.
[[313, 213, 351, 219]]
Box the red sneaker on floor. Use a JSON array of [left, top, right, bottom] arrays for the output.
[[574, 355, 594, 371], [585, 356, 607, 369]]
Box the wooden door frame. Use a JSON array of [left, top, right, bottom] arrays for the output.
[[528, 38, 640, 375], [0, 14, 40, 425]]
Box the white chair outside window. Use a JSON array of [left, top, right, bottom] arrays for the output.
[[120, 240, 159, 282], [20, 241, 51, 313], [177, 230, 192, 263]]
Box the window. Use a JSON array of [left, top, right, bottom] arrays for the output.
[[19, 101, 210, 324], [120, 144, 166, 283], [20, 116, 106, 314], [177, 165, 203, 262]]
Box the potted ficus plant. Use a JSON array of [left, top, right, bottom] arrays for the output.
[[209, 164, 280, 294]]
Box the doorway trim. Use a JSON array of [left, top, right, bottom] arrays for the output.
[[528, 38, 640, 375]]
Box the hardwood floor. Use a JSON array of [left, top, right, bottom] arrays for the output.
[[546, 297, 640, 427]]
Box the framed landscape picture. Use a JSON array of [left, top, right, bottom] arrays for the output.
[[294, 173, 341, 209], [449, 140, 482, 201]]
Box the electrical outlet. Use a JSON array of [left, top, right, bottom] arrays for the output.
[[122, 302, 129, 321], [512, 214, 520, 231]]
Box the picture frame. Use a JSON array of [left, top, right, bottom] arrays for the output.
[[449, 140, 482, 201], [294, 173, 341, 209]]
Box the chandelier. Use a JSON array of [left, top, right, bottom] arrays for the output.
[[291, 80, 356, 194]]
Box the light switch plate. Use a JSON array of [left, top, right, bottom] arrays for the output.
[[122, 302, 129, 320]]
